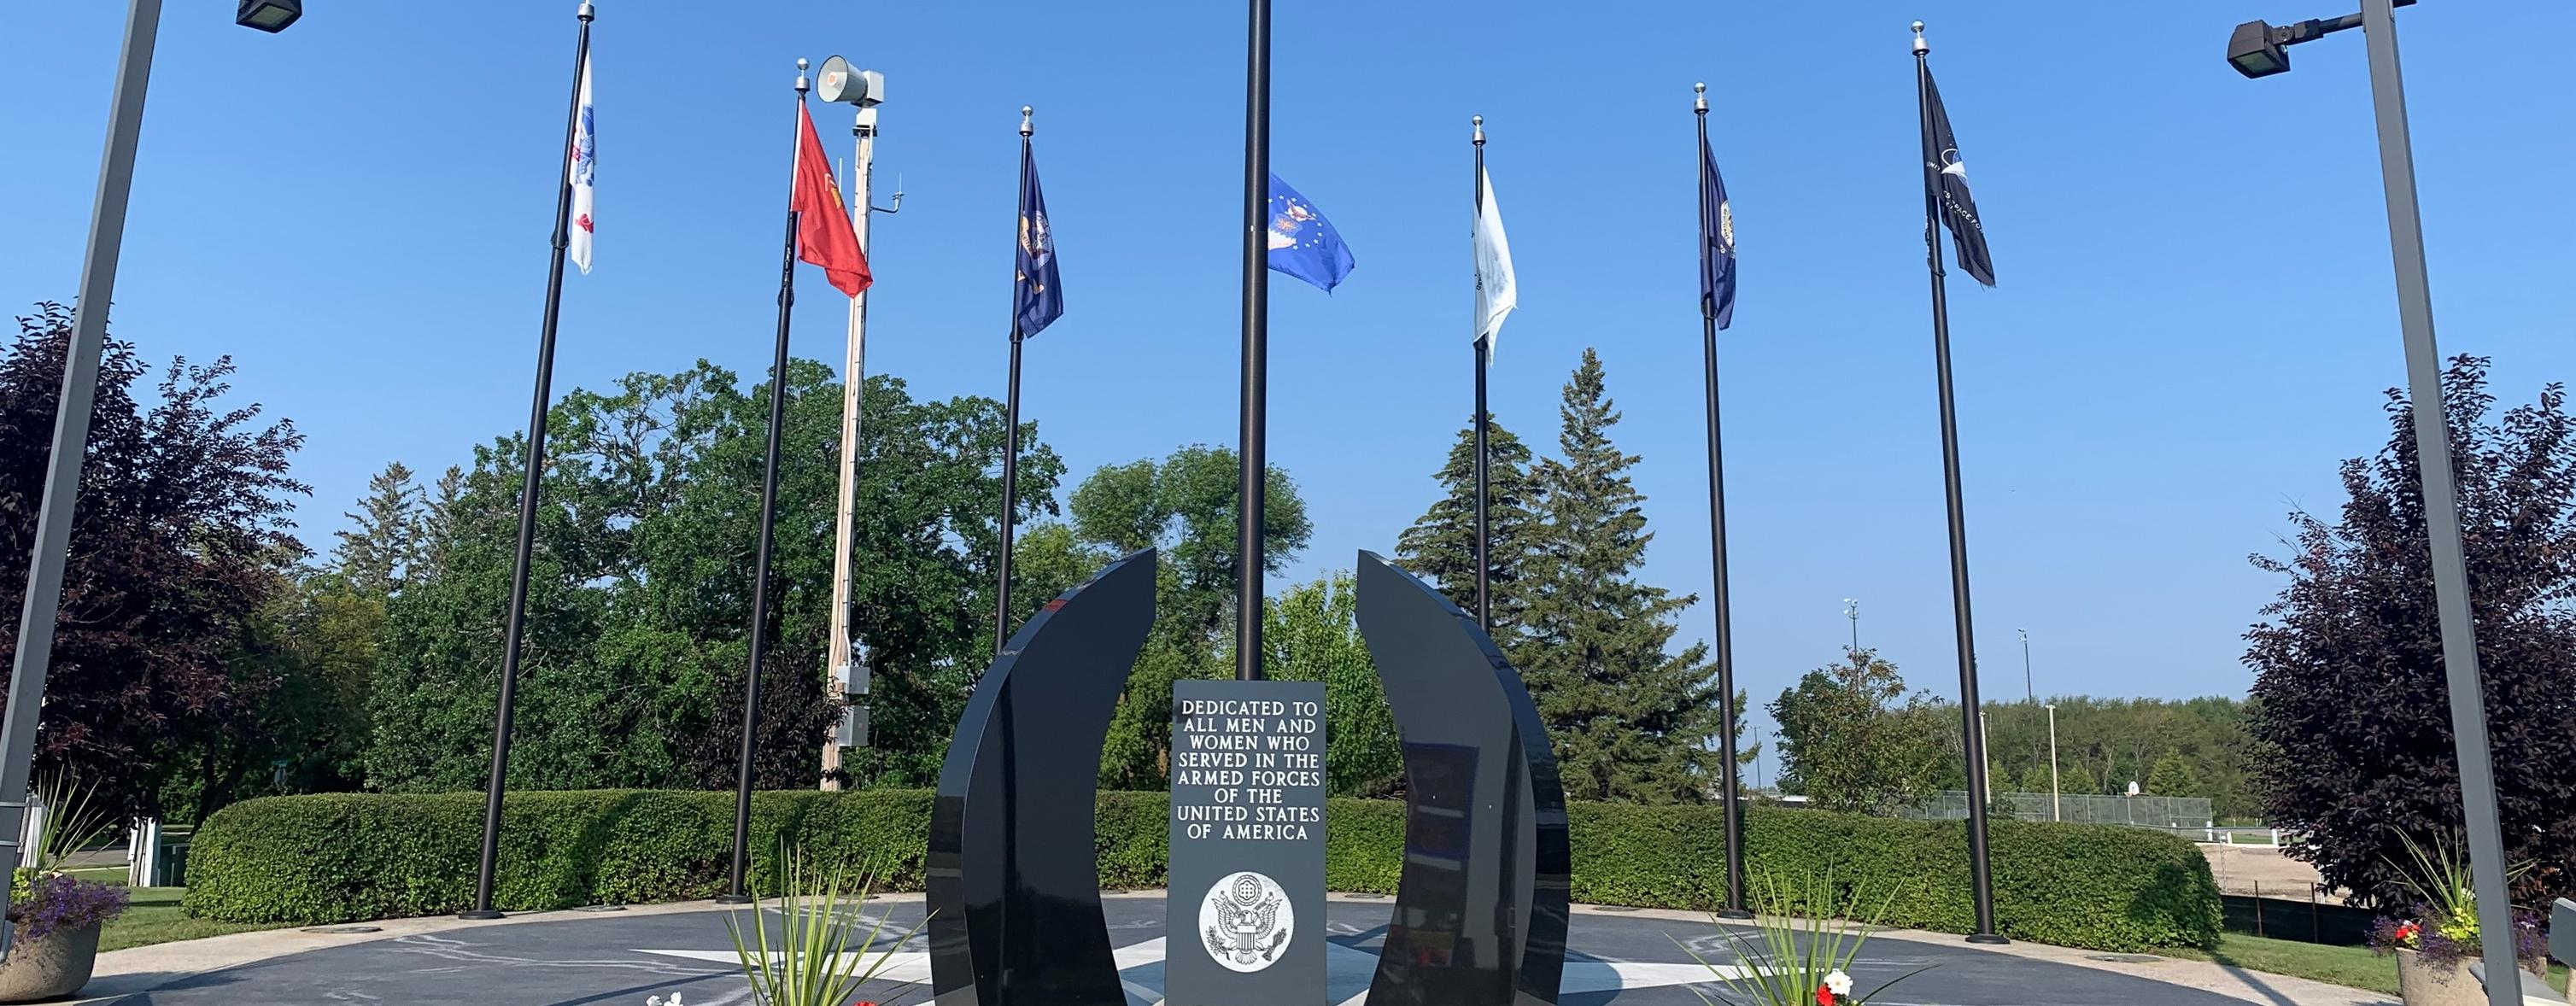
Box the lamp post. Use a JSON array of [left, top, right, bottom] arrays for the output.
[[2226, 3, 2515, 1002], [0, 0, 296, 954], [2018, 628, 2032, 704], [2046, 703, 2060, 822], [1842, 598, 1859, 652]]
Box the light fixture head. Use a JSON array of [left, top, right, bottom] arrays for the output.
[[817, 55, 885, 108], [2228, 19, 2292, 77], [236, 0, 302, 32]]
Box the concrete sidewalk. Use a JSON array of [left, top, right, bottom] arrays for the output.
[[79, 891, 2393, 1006]]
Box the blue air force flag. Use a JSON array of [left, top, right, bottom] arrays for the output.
[[1266, 174, 1355, 293]]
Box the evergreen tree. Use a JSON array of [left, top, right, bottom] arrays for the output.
[[2056, 759, 2100, 796], [333, 461, 422, 596], [1396, 415, 1539, 641], [2146, 751, 2200, 797], [1516, 348, 1722, 803]]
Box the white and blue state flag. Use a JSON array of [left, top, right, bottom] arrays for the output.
[[1266, 173, 1354, 293], [567, 52, 596, 273]]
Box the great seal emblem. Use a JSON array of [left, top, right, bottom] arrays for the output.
[[1199, 870, 1294, 972]]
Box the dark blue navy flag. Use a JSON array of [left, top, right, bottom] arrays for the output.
[[1016, 143, 1063, 336], [1266, 173, 1355, 292], [1698, 133, 1736, 329], [1921, 67, 1995, 287]]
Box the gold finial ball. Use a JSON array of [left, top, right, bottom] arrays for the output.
[[1911, 20, 1925, 33]]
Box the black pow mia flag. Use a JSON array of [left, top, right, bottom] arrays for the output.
[[1920, 67, 1996, 287]]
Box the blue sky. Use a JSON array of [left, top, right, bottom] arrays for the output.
[[9, 2, 2574, 769]]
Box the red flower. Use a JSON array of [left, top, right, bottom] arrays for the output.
[[1815, 987, 1835, 1006], [2394, 922, 2421, 944]]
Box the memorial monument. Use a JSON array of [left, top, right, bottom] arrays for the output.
[[926, 549, 1566, 1006]]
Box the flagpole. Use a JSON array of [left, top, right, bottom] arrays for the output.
[[993, 107, 1035, 656], [823, 97, 878, 790], [721, 59, 811, 905], [1914, 21, 2004, 945], [1236, 0, 1271, 681], [1471, 117, 1491, 635], [464, 0, 593, 921], [1695, 83, 1751, 922]]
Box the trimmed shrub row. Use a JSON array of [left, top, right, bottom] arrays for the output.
[[184, 789, 2220, 951]]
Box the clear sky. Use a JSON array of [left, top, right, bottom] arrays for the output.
[[9, 3, 2573, 775]]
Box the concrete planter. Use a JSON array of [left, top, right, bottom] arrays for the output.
[[0, 922, 102, 1003], [2394, 947, 2546, 1006]]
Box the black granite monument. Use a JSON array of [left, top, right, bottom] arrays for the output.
[[926, 550, 1156, 1006], [924, 547, 1567, 1006], [1355, 551, 1570, 1006]]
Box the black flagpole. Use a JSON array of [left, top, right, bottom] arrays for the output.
[[464, 1, 593, 921], [1236, 0, 1270, 681], [1695, 84, 1751, 922], [721, 61, 811, 905], [1472, 117, 1490, 633], [996, 109, 1033, 657], [1915, 21, 2004, 945]]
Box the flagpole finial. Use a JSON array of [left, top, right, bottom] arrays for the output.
[[796, 58, 811, 94], [1695, 82, 1707, 114], [1472, 114, 1484, 146], [576, 1, 594, 20], [1021, 105, 1034, 137], [1912, 20, 1929, 54]]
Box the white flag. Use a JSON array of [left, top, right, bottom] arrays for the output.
[[567, 53, 596, 274], [1472, 165, 1516, 356]]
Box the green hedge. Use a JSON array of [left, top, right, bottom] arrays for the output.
[[184, 790, 2218, 951]]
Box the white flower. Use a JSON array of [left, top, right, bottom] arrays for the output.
[[647, 996, 683, 1006], [1823, 970, 1853, 997]]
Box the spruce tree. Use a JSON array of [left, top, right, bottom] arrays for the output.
[[333, 460, 422, 596], [1395, 415, 1539, 642], [1518, 348, 1723, 804]]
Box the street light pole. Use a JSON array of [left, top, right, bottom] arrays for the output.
[[2046, 703, 2060, 822], [2225, 3, 2516, 999], [0, 1, 167, 949], [2354, 3, 2515, 1000], [2019, 628, 2032, 704], [1843, 598, 1859, 652]]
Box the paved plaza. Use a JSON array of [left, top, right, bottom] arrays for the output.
[[76, 894, 2384, 1006]]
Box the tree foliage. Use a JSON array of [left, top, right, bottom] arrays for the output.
[[0, 304, 308, 816], [1262, 572, 1402, 797], [1396, 415, 1540, 635], [1973, 696, 2252, 813], [366, 360, 1062, 793], [2247, 356, 2576, 908], [1769, 648, 1948, 814], [1068, 445, 1311, 789], [1516, 349, 1722, 804]]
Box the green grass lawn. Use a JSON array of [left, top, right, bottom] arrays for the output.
[[97, 886, 296, 954], [2169, 934, 2570, 997]]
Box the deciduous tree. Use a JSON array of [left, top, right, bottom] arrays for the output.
[[2246, 356, 2576, 908]]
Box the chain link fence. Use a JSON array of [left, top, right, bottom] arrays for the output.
[[1897, 791, 2215, 833]]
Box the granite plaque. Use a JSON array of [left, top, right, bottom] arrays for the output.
[[1164, 678, 1329, 1006]]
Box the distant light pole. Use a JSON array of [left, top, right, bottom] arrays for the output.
[[1842, 598, 1859, 652], [2227, 3, 2515, 1002], [2046, 703, 2060, 822], [0, 0, 296, 954], [2018, 628, 2033, 704]]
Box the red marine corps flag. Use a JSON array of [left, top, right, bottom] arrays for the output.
[[793, 100, 870, 296]]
